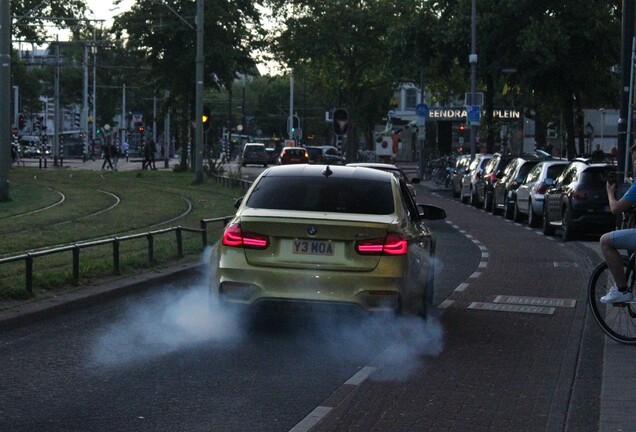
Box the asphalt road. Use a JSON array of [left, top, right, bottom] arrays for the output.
[[0, 177, 604, 431]]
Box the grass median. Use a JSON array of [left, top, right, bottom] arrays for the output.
[[0, 167, 242, 300]]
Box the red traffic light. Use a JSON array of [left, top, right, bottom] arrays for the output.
[[18, 114, 26, 129], [458, 124, 465, 131]]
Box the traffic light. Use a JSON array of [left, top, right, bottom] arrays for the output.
[[458, 124, 466, 132], [291, 115, 299, 133], [333, 109, 348, 135], [18, 114, 25, 130], [202, 106, 211, 132]]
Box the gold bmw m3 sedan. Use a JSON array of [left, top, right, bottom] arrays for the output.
[[211, 164, 445, 316]]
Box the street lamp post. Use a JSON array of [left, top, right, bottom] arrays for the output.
[[194, 0, 204, 183], [599, 108, 606, 150], [469, 0, 478, 158], [585, 122, 594, 155]]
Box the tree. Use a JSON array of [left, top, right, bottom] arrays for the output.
[[111, 0, 265, 169], [267, 0, 423, 160], [12, 0, 89, 42]]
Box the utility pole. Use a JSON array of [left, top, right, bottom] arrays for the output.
[[618, 0, 636, 182], [469, 0, 478, 159], [83, 41, 89, 160], [54, 39, 61, 166], [0, 0, 10, 200], [194, 0, 204, 183]]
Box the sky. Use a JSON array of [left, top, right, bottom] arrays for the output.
[[85, 0, 134, 24], [82, 0, 278, 75]]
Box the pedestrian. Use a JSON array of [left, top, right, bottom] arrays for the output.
[[122, 139, 129, 162], [592, 144, 605, 162], [142, 140, 152, 170], [112, 142, 120, 171], [101, 141, 114, 170], [149, 139, 157, 170], [143, 139, 157, 170], [545, 143, 553, 156], [599, 143, 636, 303]]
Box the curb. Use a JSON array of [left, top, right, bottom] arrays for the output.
[[0, 262, 205, 332]]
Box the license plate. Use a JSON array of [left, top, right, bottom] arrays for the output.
[[293, 239, 334, 255]]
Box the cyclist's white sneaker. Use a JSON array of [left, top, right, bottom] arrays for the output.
[[600, 286, 633, 304]]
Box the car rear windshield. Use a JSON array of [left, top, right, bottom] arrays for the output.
[[546, 164, 566, 180], [581, 167, 615, 187], [246, 176, 394, 214], [245, 146, 264, 153], [284, 149, 305, 156]]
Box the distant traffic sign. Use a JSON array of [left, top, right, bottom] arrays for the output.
[[415, 103, 429, 118], [333, 108, 349, 136], [467, 105, 481, 126]]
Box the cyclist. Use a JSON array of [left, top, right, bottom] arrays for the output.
[[600, 144, 636, 303]]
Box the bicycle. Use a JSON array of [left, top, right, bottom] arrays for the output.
[[588, 209, 636, 344]]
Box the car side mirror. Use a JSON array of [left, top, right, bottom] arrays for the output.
[[418, 204, 447, 220], [234, 197, 243, 209], [544, 178, 554, 186]]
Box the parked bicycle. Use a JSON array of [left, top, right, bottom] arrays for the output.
[[430, 156, 454, 188]]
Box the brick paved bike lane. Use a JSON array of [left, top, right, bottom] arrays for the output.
[[308, 184, 603, 432]]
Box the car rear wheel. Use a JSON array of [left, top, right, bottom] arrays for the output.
[[528, 200, 541, 228], [562, 209, 576, 242], [504, 197, 514, 219], [543, 206, 556, 235], [470, 188, 479, 207], [492, 193, 502, 215], [513, 199, 523, 223], [460, 189, 469, 203], [484, 191, 493, 212]]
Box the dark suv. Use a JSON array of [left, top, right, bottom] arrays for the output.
[[480, 153, 515, 212], [492, 156, 541, 218], [542, 160, 616, 241]]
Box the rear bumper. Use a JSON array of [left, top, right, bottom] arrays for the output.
[[213, 254, 429, 313], [216, 269, 407, 312]]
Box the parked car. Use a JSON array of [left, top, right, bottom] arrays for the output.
[[459, 153, 492, 205], [321, 146, 344, 164], [542, 160, 617, 241], [450, 154, 471, 198], [265, 148, 278, 164], [346, 162, 421, 198], [491, 156, 541, 218], [211, 164, 446, 317], [278, 147, 309, 165], [514, 160, 569, 227], [305, 146, 324, 164], [241, 143, 268, 167], [480, 153, 515, 212]]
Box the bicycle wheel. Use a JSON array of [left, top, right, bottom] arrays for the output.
[[588, 255, 636, 344]]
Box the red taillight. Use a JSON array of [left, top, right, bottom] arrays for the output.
[[356, 233, 408, 255], [572, 189, 590, 200], [222, 224, 269, 249], [536, 183, 550, 194]]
